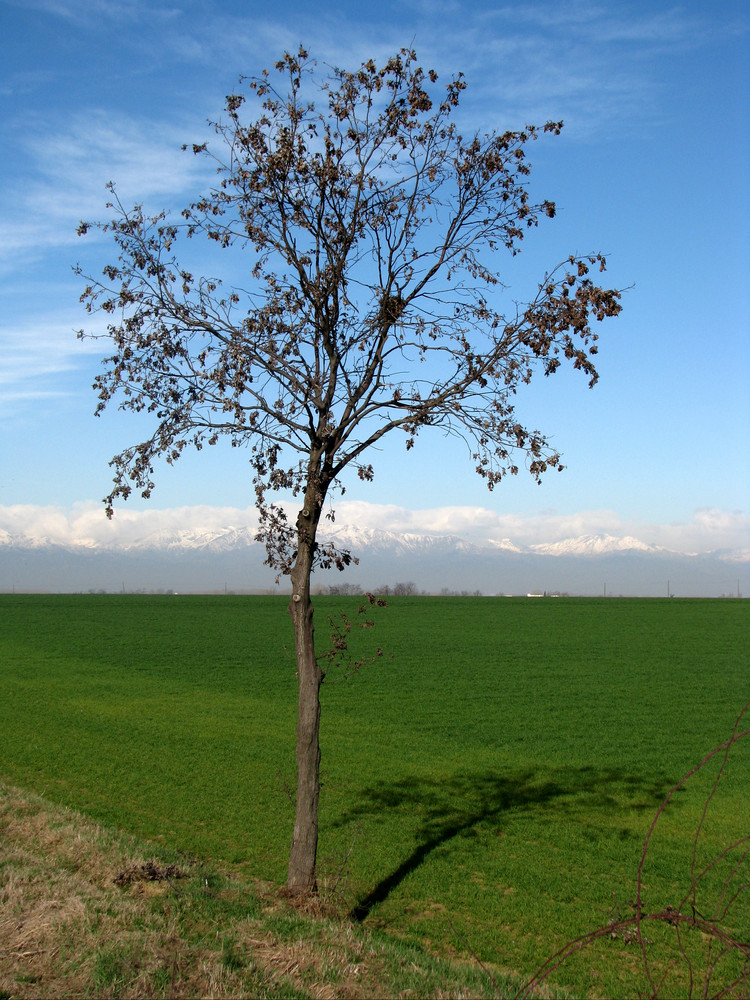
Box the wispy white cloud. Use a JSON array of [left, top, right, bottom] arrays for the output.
[[2, 1, 730, 272], [0, 103, 216, 409], [124, 2, 717, 139], [486, 2, 701, 43], [0, 68, 57, 98], [3, 0, 179, 26], [0, 318, 100, 381], [0, 313, 114, 413], [1, 109, 213, 270], [426, 4, 695, 136]]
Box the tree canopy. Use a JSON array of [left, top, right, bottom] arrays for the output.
[[77, 47, 622, 890]]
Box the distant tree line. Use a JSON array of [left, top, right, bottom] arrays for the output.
[[314, 581, 423, 597], [314, 582, 486, 597]]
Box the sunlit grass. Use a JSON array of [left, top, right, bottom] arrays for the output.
[[0, 782, 522, 999], [0, 594, 747, 996]]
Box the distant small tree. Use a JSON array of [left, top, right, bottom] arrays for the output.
[[327, 582, 363, 597], [77, 47, 622, 893]]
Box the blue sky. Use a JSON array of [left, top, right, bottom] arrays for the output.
[[1, 0, 748, 555]]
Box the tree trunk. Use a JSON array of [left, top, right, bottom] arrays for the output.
[[286, 494, 324, 893]]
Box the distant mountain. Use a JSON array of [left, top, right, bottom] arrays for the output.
[[0, 523, 746, 597], [127, 526, 259, 553], [529, 533, 664, 557], [323, 525, 478, 557]]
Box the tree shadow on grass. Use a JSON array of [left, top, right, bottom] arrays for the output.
[[341, 765, 671, 922]]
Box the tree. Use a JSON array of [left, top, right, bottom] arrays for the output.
[[77, 47, 622, 894]]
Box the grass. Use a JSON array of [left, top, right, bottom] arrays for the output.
[[0, 594, 747, 996], [0, 782, 524, 999]]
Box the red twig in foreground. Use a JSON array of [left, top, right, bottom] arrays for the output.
[[475, 701, 750, 999]]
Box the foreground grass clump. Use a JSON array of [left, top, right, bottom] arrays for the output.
[[0, 595, 747, 997], [0, 783, 528, 999]]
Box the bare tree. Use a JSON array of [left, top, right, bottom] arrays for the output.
[[77, 47, 622, 893]]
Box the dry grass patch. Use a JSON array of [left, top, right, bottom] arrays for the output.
[[0, 784, 270, 998], [0, 783, 523, 1000]]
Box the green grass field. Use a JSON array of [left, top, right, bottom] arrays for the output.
[[1, 594, 748, 997]]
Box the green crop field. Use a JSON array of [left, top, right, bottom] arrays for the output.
[[1, 594, 748, 997]]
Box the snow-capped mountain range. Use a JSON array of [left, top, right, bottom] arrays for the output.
[[1, 520, 746, 596], [0, 523, 678, 558], [530, 533, 660, 556]]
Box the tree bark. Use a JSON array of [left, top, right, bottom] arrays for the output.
[[286, 491, 324, 893]]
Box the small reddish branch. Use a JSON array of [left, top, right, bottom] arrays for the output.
[[458, 700, 750, 1000]]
